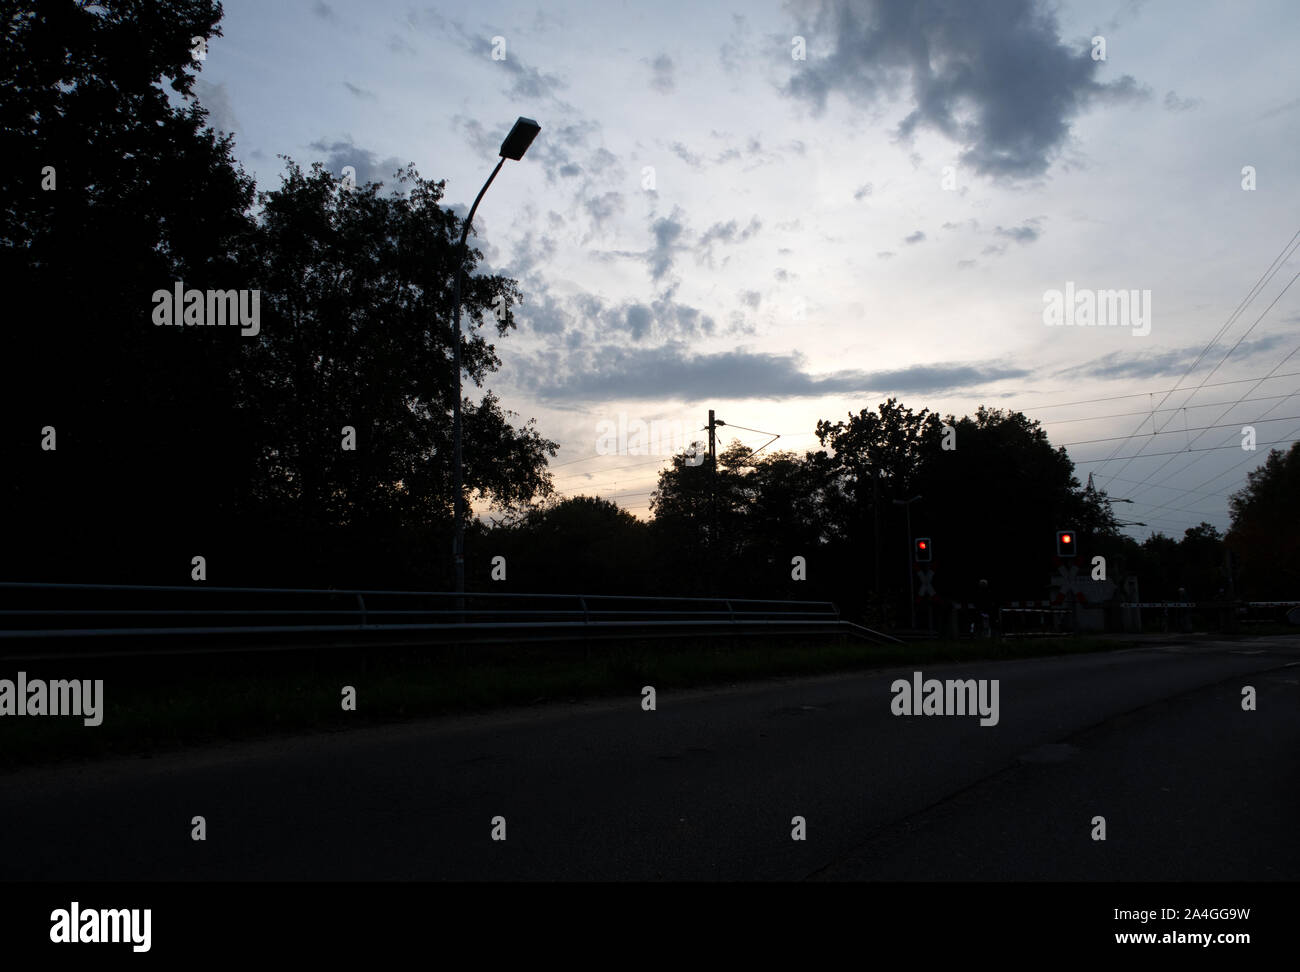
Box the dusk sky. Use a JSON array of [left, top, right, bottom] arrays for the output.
[[190, 0, 1300, 533]]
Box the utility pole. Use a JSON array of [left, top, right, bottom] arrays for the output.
[[893, 495, 922, 629], [872, 471, 880, 621], [708, 409, 717, 595]]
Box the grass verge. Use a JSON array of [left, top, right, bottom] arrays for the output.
[[0, 631, 1146, 769]]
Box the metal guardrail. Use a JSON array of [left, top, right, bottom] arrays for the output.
[[0, 582, 903, 655]]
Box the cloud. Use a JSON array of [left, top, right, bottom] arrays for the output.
[[904, 230, 926, 245], [1163, 90, 1202, 112], [854, 182, 873, 200], [591, 206, 693, 282], [877, 251, 895, 259], [343, 81, 376, 100], [648, 53, 675, 93], [462, 32, 565, 99], [387, 33, 416, 56], [509, 232, 559, 276], [584, 191, 625, 229], [588, 147, 620, 175], [671, 141, 703, 168], [456, 115, 603, 185], [194, 80, 238, 135], [514, 285, 718, 346], [739, 290, 762, 309], [518, 344, 1031, 402], [1054, 334, 1289, 382], [308, 137, 406, 191], [719, 14, 752, 74], [594, 208, 757, 281], [647, 211, 687, 281], [1259, 97, 1300, 120], [782, 0, 1149, 179], [452, 116, 501, 159], [993, 221, 1041, 243], [311, 1, 336, 21], [698, 216, 762, 248]]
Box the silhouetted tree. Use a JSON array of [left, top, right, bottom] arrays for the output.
[[1227, 443, 1300, 598], [233, 160, 558, 585], [2, 0, 257, 582]]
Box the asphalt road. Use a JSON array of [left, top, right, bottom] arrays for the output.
[[3, 635, 1298, 881]]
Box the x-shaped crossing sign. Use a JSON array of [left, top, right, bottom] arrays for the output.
[[916, 568, 936, 598], [1050, 563, 1086, 604]]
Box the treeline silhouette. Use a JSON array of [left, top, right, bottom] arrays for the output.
[[2, 2, 1295, 617]]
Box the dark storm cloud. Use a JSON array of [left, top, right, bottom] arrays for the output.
[[782, 0, 1149, 179], [518, 346, 1030, 403]]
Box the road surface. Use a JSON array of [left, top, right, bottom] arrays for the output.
[[2, 635, 1298, 880]]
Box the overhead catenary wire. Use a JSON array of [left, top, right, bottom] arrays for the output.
[[1110, 338, 1300, 499], [1093, 231, 1300, 483]]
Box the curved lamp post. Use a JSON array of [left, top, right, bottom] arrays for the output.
[[450, 117, 540, 595]]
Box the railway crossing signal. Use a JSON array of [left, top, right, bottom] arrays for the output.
[[915, 537, 932, 563], [1056, 530, 1077, 559]]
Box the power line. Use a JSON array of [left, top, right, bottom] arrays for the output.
[[1132, 416, 1300, 510], [1025, 370, 1300, 411], [1115, 341, 1300, 499], [1038, 390, 1300, 426], [1073, 436, 1298, 463], [1059, 414, 1300, 448], [1092, 228, 1300, 481]]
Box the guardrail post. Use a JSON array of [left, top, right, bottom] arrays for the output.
[[356, 593, 368, 629]]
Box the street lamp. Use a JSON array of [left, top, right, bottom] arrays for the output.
[[893, 495, 922, 629], [450, 117, 540, 595]]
